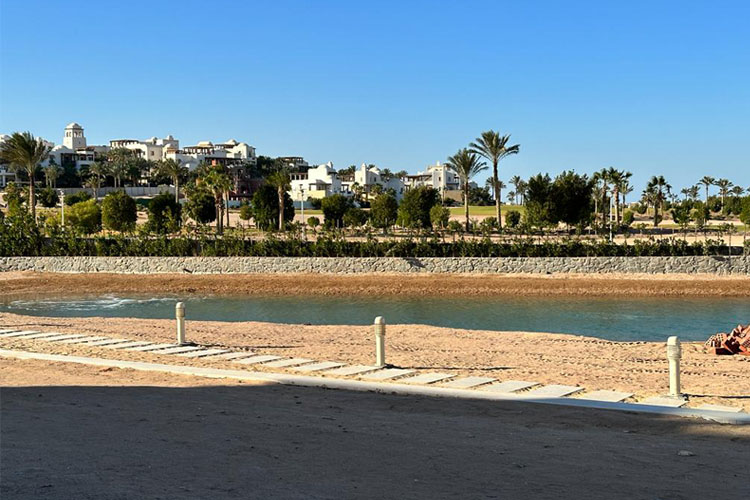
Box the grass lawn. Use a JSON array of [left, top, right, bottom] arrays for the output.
[[448, 205, 525, 217]]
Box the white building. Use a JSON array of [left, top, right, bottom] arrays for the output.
[[342, 163, 405, 199], [46, 123, 109, 170], [110, 136, 256, 170], [289, 162, 343, 201], [404, 161, 460, 195]]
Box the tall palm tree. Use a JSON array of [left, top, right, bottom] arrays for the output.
[[157, 159, 188, 203], [715, 178, 733, 210], [731, 185, 744, 197], [43, 164, 61, 188], [509, 175, 523, 205], [202, 167, 233, 234], [592, 169, 611, 225], [699, 176, 715, 203], [470, 131, 519, 229], [87, 162, 109, 201], [446, 148, 487, 231], [0, 131, 51, 219], [643, 175, 671, 227], [506, 191, 516, 204], [688, 185, 700, 201], [516, 180, 527, 205], [266, 169, 292, 231], [606, 168, 631, 226]]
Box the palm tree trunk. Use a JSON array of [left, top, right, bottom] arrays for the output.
[[492, 160, 501, 230], [174, 177, 180, 204], [278, 188, 285, 231], [28, 176, 36, 219], [464, 186, 470, 232], [225, 193, 230, 229]]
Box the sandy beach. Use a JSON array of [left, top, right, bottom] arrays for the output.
[[2, 310, 748, 411]]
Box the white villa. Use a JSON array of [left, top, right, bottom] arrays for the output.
[[111, 136, 256, 170], [289, 162, 408, 203], [404, 161, 460, 195]]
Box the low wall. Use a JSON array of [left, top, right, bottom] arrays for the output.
[[1, 256, 748, 274]]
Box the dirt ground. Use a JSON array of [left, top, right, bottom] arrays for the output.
[[2, 310, 749, 411], [1, 357, 748, 500], [3, 271, 750, 297]]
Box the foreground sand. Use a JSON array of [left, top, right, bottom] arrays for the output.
[[2, 357, 747, 499], [2, 271, 750, 296], [2, 311, 748, 411]]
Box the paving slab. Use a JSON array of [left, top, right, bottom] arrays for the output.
[[523, 384, 584, 398], [578, 390, 633, 402], [126, 343, 180, 352], [637, 396, 687, 408], [696, 404, 742, 413], [178, 349, 231, 359], [263, 358, 314, 368], [57, 336, 109, 344], [83, 338, 134, 347], [203, 351, 256, 360], [481, 380, 541, 394], [153, 345, 206, 355], [324, 365, 381, 376], [102, 341, 153, 349], [0, 330, 41, 337], [37, 334, 87, 342], [399, 373, 455, 385], [361, 368, 415, 380], [9, 332, 72, 340], [441, 376, 496, 389], [292, 361, 345, 372], [234, 355, 283, 365]]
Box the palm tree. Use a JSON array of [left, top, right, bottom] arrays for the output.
[[643, 175, 671, 227], [592, 169, 611, 225], [509, 175, 523, 205], [87, 162, 109, 201], [606, 168, 631, 226], [43, 164, 61, 188], [266, 169, 292, 231], [470, 131, 519, 229], [688, 185, 700, 201], [699, 176, 715, 203], [506, 191, 515, 204], [715, 178, 733, 210], [0, 131, 51, 219], [202, 167, 233, 234], [516, 180, 527, 204], [731, 185, 744, 197], [446, 148, 487, 231], [157, 159, 188, 203]]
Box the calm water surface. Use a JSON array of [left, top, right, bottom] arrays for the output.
[[1, 294, 746, 342]]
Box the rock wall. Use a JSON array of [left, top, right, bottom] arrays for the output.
[[1, 256, 748, 274]]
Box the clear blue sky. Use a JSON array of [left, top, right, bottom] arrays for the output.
[[1, 0, 748, 195]]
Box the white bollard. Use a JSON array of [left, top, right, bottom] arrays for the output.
[[176, 302, 186, 345], [374, 316, 386, 368], [666, 336, 681, 398]]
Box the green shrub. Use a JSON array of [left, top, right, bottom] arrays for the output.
[[621, 210, 634, 227], [397, 186, 439, 229], [237, 202, 252, 221], [447, 220, 463, 233], [505, 210, 521, 228], [37, 187, 60, 208], [146, 192, 181, 234], [307, 216, 320, 228], [101, 191, 137, 232], [370, 193, 398, 230], [64, 191, 92, 206], [343, 207, 369, 228], [67, 199, 102, 234], [321, 194, 352, 228], [251, 185, 294, 230], [186, 191, 216, 224], [430, 205, 450, 229]]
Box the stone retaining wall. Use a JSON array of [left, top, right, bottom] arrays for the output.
[[1, 256, 748, 274]]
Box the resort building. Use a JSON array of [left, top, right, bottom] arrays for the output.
[[110, 136, 256, 171], [278, 156, 310, 172], [46, 123, 109, 169], [404, 161, 461, 195], [289, 162, 344, 201]]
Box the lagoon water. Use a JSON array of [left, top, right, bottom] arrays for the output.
[[1, 294, 747, 342]]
